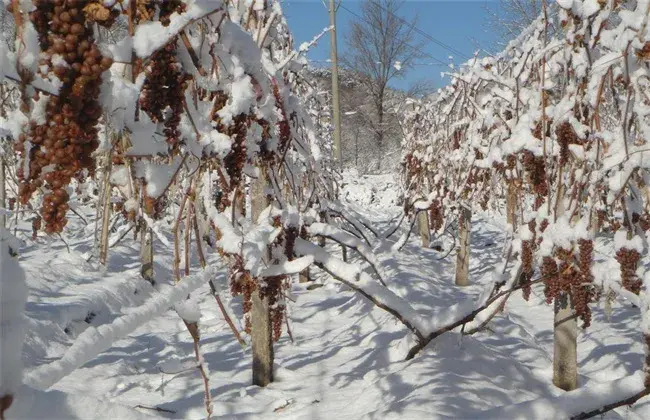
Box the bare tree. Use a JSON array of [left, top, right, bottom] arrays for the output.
[[343, 0, 423, 171], [488, 0, 541, 41]]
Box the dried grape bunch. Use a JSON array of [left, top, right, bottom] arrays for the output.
[[259, 275, 286, 341], [451, 129, 462, 150], [139, 42, 187, 153], [555, 121, 583, 166], [520, 220, 536, 301], [158, 0, 185, 25], [272, 82, 291, 154], [521, 150, 548, 209], [205, 89, 248, 210], [220, 115, 249, 206], [229, 256, 255, 333], [284, 226, 299, 260], [616, 247, 642, 295], [17, 0, 111, 234], [574, 239, 594, 328], [429, 199, 444, 232], [542, 256, 559, 304], [137, 0, 187, 153]]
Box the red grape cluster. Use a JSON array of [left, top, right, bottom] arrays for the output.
[[542, 242, 595, 327], [429, 199, 444, 232], [616, 247, 642, 295], [520, 220, 536, 301], [15, 0, 110, 234], [521, 151, 548, 209], [574, 239, 595, 327], [139, 41, 187, 153], [542, 255, 559, 304], [555, 121, 583, 166]]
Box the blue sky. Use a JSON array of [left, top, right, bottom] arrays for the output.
[[282, 0, 502, 91]]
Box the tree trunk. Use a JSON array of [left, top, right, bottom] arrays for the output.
[[375, 91, 384, 172], [455, 206, 471, 286], [140, 220, 154, 285], [553, 292, 578, 391], [250, 168, 273, 387], [417, 210, 430, 247]]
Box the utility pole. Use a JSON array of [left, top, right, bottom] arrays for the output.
[[329, 0, 342, 170]]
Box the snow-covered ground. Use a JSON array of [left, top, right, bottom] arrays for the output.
[[6, 173, 650, 419]]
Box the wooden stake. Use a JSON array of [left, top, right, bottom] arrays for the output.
[[455, 205, 471, 286], [553, 293, 578, 391], [417, 210, 430, 247], [250, 168, 274, 387]]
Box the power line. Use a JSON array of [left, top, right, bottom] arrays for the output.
[[338, 3, 451, 68], [371, 0, 472, 61]]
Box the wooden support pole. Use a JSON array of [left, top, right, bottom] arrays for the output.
[[553, 293, 578, 391], [417, 210, 430, 247], [455, 205, 471, 286], [250, 168, 273, 387]]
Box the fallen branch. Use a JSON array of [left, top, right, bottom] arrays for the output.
[[570, 387, 650, 419], [134, 405, 176, 414], [296, 238, 426, 341], [405, 277, 543, 360]]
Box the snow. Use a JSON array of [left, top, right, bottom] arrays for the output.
[[134, 159, 183, 199], [4, 182, 650, 419], [0, 229, 28, 398], [133, 0, 224, 58], [615, 230, 644, 253], [4, 1, 650, 418], [261, 256, 314, 277], [25, 267, 215, 390], [479, 373, 645, 419], [7, 385, 156, 419], [200, 130, 233, 157]]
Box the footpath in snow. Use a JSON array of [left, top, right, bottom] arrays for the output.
[[7, 172, 650, 419]]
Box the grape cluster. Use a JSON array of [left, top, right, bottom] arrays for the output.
[[575, 239, 594, 327], [542, 256, 559, 304], [635, 41, 650, 61], [259, 275, 286, 342], [521, 150, 548, 209], [542, 243, 595, 327], [205, 89, 248, 210], [429, 199, 444, 232], [616, 247, 642, 295], [520, 220, 536, 301], [15, 0, 110, 234], [284, 226, 298, 260], [272, 82, 291, 154], [139, 41, 187, 153], [555, 121, 583, 166], [451, 129, 461, 150], [403, 152, 423, 192], [229, 256, 255, 332]]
